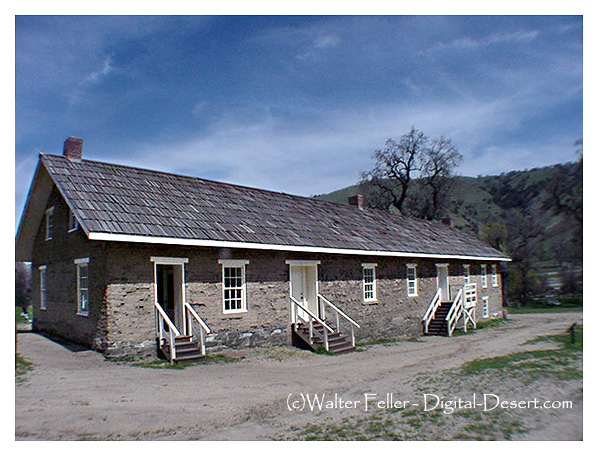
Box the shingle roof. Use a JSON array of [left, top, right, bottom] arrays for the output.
[[40, 153, 509, 260]]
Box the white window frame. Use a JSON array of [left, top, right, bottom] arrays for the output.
[[219, 259, 249, 314], [362, 263, 377, 303], [482, 296, 489, 318], [463, 264, 470, 285], [481, 264, 488, 288], [39, 265, 47, 310], [75, 258, 89, 316], [45, 207, 54, 240], [68, 209, 79, 232], [491, 264, 498, 287], [407, 264, 418, 297]]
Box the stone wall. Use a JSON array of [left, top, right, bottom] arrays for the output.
[[101, 243, 505, 356]]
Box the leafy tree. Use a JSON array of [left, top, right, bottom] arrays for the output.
[[481, 222, 508, 252], [503, 210, 544, 305]]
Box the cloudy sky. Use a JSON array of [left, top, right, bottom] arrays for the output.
[[15, 15, 582, 227]]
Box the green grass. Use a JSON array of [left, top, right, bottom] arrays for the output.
[[476, 318, 510, 329], [507, 295, 583, 312], [281, 325, 582, 441], [15, 306, 30, 324], [460, 325, 582, 383], [131, 359, 188, 369], [286, 405, 526, 441], [315, 347, 336, 356], [16, 354, 33, 382], [131, 353, 245, 369], [507, 306, 583, 314]]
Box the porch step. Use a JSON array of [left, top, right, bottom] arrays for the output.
[[293, 322, 356, 354], [424, 302, 453, 336], [160, 335, 205, 364]]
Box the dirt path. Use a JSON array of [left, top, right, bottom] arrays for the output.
[[15, 312, 582, 440]]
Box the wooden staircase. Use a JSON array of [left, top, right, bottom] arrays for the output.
[[423, 302, 452, 335], [289, 294, 360, 355], [422, 284, 478, 337], [159, 335, 205, 364], [293, 321, 356, 354], [154, 301, 211, 364]]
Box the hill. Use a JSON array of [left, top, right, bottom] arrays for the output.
[[315, 161, 582, 299]]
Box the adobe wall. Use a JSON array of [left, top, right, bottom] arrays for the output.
[[30, 186, 109, 350], [101, 243, 505, 357]]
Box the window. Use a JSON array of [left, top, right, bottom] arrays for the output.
[[491, 264, 498, 287], [481, 264, 487, 288], [68, 209, 79, 232], [463, 264, 470, 285], [75, 258, 89, 316], [45, 207, 54, 240], [39, 266, 47, 310], [407, 264, 418, 297], [219, 260, 249, 313], [362, 264, 377, 303], [482, 296, 489, 318]]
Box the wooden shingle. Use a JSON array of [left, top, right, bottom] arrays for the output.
[[41, 153, 509, 259]]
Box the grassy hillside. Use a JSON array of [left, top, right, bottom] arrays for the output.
[[315, 162, 581, 268]]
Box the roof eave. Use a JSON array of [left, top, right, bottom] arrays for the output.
[[87, 231, 512, 262]]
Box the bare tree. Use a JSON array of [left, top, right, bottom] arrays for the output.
[[15, 262, 32, 308], [361, 127, 462, 218], [419, 136, 463, 219]]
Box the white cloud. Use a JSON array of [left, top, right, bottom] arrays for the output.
[[426, 29, 540, 53], [68, 56, 115, 106], [113, 85, 577, 200], [314, 34, 340, 49], [83, 56, 114, 85]]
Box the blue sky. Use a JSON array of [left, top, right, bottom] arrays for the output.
[[15, 15, 583, 227]]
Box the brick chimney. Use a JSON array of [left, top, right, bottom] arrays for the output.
[[63, 137, 83, 160], [348, 194, 364, 210], [441, 217, 454, 228]]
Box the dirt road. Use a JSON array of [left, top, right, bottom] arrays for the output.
[[15, 312, 583, 440]]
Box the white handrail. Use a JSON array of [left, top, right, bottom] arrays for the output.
[[290, 296, 334, 333], [422, 288, 442, 333], [463, 283, 477, 330], [154, 301, 180, 363], [318, 294, 361, 329], [184, 302, 211, 334], [446, 288, 464, 336], [154, 302, 181, 336], [290, 296, 332, 350], [184, 302, 211, 356]]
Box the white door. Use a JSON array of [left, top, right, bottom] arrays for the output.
[[437, 264, 450, 302], [290, 265, 319, 322]]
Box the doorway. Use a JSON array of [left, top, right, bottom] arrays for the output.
[[288, 261, 320, 322], [436, 264, 450, 302], [152, 257, 187, 333]]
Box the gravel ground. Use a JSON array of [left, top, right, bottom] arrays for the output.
[[15, 312, 583, 441]]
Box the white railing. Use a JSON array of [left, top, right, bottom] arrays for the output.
[[290, 296, 334, 351], [446, 287, 464, 336], [463, 283, 477, 330], [317, 294, 361, 347], [184, 302, 211, 356], [154, 301, 180, 363], [422, 288, 442, 333]]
